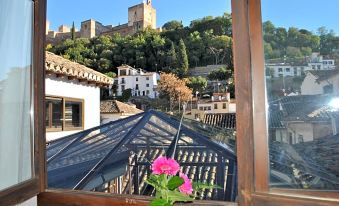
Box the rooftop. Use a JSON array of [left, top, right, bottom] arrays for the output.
[[100, 100, 143, 114], [307, 68, 339, 82], [47, 110, 237, 201], [45, 52, 113, 86]]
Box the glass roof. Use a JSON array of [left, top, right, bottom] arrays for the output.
[[47, 110, 237, 201]]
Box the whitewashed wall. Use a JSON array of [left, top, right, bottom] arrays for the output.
[[45, 74, 100, 141], [301, 73, 328, 95]]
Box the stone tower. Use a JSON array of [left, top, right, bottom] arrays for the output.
[[81, 20, 96, 39], [128, 0, 156, 32]]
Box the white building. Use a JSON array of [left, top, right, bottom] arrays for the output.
[[308, 52, 336, 70], [301, 69, 339, 95], [184, 93, 236, 121], [266, 53, 336, 78], [45, 52, 113, 141], [266, 63, 306, 78], [116, 65, 160, 98]]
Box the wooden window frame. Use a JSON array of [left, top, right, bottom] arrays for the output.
[[232, 0, 339, 205], [0, 0, 46, 205], [45, 97, 63, 132], [46, 96, 84, 132], [5, 0, 339, 205]]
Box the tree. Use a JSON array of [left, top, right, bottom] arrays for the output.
[[286, 46, 302, 59], [71, 21, 76, 41], [167, 41, 178, 69], [177, 39, 189, 78], [318, 27, 337, 55], [187, 76, 208, 94], [104, 71, 116, 78], [158, 73, 192, 111], [118, 89, 132, 102], [207, 67, 233, 81], [162, 20, 183, 31]]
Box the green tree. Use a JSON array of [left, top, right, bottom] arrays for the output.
[[71, 21, 76, 41], [104, 71, 117, 78], [167, 41, 178, 69], [207, 67, 233, 81], [187, 76, 208, 93], [177, 39, 189, 77], [162, 20, 183, 31]]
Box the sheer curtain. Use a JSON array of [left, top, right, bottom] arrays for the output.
[[0, 0, 34, 190]]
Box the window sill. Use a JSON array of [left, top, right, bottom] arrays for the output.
[[38, 190, 238, 206]]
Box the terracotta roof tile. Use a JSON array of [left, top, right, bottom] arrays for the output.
[[45, 52, 113, 86], [100, 100, 143, 114], [203, 113, 236, 129]]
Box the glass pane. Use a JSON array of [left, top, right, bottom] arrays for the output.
[[46, 102, 50, 127], [262, 0, 339, 189], [0, 0, 34, 191], [46, 98, 63, 129], [65, 100, 82, 128]]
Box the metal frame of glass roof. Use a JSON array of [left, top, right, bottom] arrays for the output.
[[47, 110, 237, 201]]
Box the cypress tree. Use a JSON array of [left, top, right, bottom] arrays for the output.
[[71, 21, 76, 41], [168, 41, 177, 69], [177, 39, 189, 78]]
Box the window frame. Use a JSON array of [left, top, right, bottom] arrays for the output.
[[0, 0, 46, 205], [45, 96, 63, 132], [232, 0, 339, 205], [45, 96, 84, 132]]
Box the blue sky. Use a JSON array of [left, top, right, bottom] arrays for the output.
[[47, 0, 339, 34], [47, 0, 231, 31], [261, 0, 339, 34]]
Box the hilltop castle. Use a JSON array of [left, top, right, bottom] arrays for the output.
[[46, 0, 158, 44]]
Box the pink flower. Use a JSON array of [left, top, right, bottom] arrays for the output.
[[151, 156, 180, 175], [179, 172, 193, 195]]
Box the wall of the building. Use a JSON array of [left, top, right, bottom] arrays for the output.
[[273, 129, 288, 143], [81, 20, 96, 38], [300, 73, 328, 95], [45, 74, 101, 141], [197, 101, 234, 114], [313, 122, 333, 139], [328, 75, 339, 95], [101, 113, 134, 124], [267, 65, 305, 78], [117, 74, 159, 98]]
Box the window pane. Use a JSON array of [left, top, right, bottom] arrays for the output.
[[0, 0, 34, 191], [65, 101, 82, 128], [262, 0, 339, 190], [46, 98, 63, 129]]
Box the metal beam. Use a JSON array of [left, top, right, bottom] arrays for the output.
[[73, 112, 152, 190]]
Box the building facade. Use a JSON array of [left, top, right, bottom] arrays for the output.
[[116, 65, 160, 98], [266, 53, 336, 78], [184, 93, 236, 121], [45, 52, 113, 141], [301, 69, 339, 95]]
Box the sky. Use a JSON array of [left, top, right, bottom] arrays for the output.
[[47, 0, 231, 31], [47, 0, 339, 34]]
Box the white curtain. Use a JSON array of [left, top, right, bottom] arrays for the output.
[[0, 0, 34, 191]]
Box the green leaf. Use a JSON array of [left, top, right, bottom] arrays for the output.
[[167, 176, 184, 190], [167, 190, 194, 202], [193, 181, 222, 192], [146, 175, 160, 188], [149, 199, 171, 206]]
